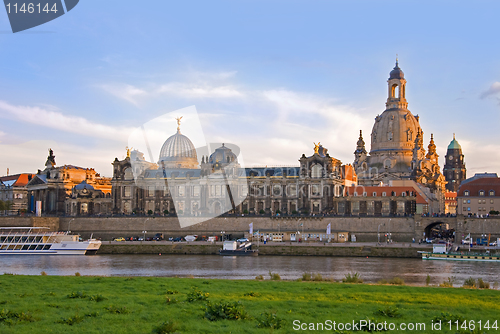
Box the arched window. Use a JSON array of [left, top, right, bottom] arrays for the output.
[[464, 190, 469, 196], [489, 190, 495, 196], [479, 190, 485, 196], [311, 164, 322, 178]]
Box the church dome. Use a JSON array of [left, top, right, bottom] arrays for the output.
[[158, 128, 198, 169], [209, 144, 237, 164], [370, 109, 421, 153], [389, 61, 404, 80]]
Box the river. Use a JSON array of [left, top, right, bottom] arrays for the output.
[[1, 255, 499, 287]]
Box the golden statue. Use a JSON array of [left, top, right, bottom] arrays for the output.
[[175, 116, 183, 132], [313, 142, 321, 154], [126, 146, 131, 158]]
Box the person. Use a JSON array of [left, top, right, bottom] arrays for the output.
[[412, 237, 415, 243]]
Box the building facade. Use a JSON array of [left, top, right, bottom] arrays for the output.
[[26, 149, 112, 215], [0, 173, 36, 215], [111, 124, 357, 217], [457, 173, 500, 216]]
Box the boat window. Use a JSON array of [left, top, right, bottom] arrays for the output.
[[22, 245, 29, 250], [43, 245, 51, 250], [29, 245, 36, 250], [36, 245, 44, 250]]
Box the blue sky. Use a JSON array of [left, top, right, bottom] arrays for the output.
[[1, 1, 500, 177]]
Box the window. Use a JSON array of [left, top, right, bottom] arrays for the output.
[[402, 192, 406, 197], [178, 186, 185, 197], [148, 186, 155, 197], [467, 199, 470, 204], [464, 190, 469, 196], [467, 207, 471, 211], [353, 192, 358, 197], [287, 184, 297, 197], [124, 186, 131, 197], [193, 186, 200, 197], [478, 199, 482, 204], [479, 190, 485, 196], [273, 185, 281, 196], [382, 192, 386, 197], [463, 207, 467, 211], [491, 199, 494, 204], [311, 164, 322, 178], [363, 192, 367, 197], [490, 190, 495, 196], [311, 185, 320, 196], [372, 192, 377, 197], [463, 199, 467, 204]]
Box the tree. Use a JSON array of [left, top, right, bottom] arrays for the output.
[[163, 209, 169, 215]]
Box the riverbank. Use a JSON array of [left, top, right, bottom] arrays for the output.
[[97, 241, 431, 258], [0, 275, 498, 333]]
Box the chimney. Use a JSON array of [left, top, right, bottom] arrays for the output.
[[6, 168, 9, 176]]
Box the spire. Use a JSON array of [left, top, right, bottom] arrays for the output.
[[355, 130, 367, 154], [427, 133, 436, 156]]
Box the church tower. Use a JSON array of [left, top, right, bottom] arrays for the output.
[[355, 59, 422, 184], [443, 134, 466, 192]]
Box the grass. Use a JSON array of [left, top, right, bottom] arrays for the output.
[[0, 275, 499, 333]]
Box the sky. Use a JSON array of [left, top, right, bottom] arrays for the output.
[[1, 1, 500, 178]]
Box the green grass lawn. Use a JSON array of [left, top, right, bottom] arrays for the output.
[[0, 274, 499, 333]]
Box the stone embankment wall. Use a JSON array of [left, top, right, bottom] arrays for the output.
[[0, 216, 499, 243]]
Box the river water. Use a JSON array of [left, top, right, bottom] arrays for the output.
[[1, 255, 499, 287]]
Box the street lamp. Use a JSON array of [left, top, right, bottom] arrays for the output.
[[67, 218, 75, 234], [143, 217, 150, 241], [377, 223, 384, 244], [221, 230, 225, 243]]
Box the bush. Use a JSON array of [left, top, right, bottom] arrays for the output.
[[268, 271, 281, 280], [89, 294, 107, 302], [186, 287, 209, 302], [0, 309, 35, 324], [243, 291, 260, 297], [432, 312, 465, 323], [67, 291, 86, 299], [463, 277, 476, 288], [57, 314, 85, 326], [243, 209, 249, 214], [375, 306, 401, 318], [342, 272, 363, 283], [75, 272, 81, 277], [40, 271, 47, 276], [255, 275, 264, 280], [313, 273, 324, 281], [105, 306, 130, 314], [148, 210, 153, 215], [440, 277, 455, 288], [166, 290, 179, 295], [152, 321, 178, 334], [257, 311, 284, 329], [388, 277, 405, 285], [302, 273, 312, 281], [259, 209, 265, 215], [163, 210, 169, 215], [205, 301, 248, 321], [478, 278, 490, 289], [292, 210, 298, 215], [377, 279, 388, 285], [426, 274, 431, 286]]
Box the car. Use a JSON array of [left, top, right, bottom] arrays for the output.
[[113, 237, 125, 242], [489, 241, 498, 246], [237, 238, 249, 242], [172, 237, 184, 242]]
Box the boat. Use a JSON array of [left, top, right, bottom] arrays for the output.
[[419, 244, 500, 262], [0, 227, 101, 255], [219, 240, 258, 256]]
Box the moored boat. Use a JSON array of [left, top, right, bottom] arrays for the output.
[[219, 240, 258, 256], [0, 227, 101, 255], [419, 244, 500, 262]]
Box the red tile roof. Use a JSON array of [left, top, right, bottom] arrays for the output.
[[0, 174, 36, 187], [344, 185, 428, 204], [457, 177, 500, 197]]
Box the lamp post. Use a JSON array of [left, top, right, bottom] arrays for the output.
[[143, 217, 150, 241], [221, 230, 225, 243], [378, 223, 384, 244], [67, 218, 75, 234]]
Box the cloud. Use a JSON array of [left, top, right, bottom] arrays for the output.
[[480, 82, 500, 99], [0, 100, 133, 141], [157, 83, 244, 99]]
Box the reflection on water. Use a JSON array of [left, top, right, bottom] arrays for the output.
[[1, 255, 499, 286]]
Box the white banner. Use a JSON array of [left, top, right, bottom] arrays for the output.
[[249, 222, 253, 234], [326, 223, 331, 235]]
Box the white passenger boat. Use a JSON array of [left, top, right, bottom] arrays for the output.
[[0, 227, 101, 255], [419, 244, 500, 262]]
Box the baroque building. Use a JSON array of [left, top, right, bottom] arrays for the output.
[[443, 134, 466, 192], [352, 60, 446, 213], [0, 173, 36, 215], [25, 149, 112, 215], [111, 122, 357, 217]]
